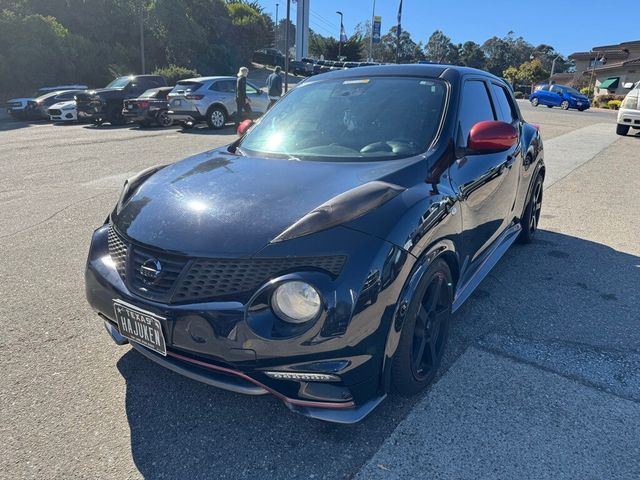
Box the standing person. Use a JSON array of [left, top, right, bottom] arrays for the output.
[[235, 66, 250, 126], [266, 66, 283, 109]]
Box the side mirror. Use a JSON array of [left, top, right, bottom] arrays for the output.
[[237, 119, 254, 136], [468, 121, 518, 153]]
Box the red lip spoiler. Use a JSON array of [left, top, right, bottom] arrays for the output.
[[166, 350, 355, 410]]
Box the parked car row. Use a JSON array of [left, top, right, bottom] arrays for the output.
[[6, 74, 271, 130]]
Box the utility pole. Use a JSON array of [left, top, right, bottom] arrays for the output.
[[139, 6, 145, 74], [369, 0, 376, 62], [275, 3, 279, 49], [336, 11, 343, 60], [284, 0, 290, 92]]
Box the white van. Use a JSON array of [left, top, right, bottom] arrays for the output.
[[617, 83, 640, 136]]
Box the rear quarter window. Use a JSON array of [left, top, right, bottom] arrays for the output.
[[171, 82, 203, 94]]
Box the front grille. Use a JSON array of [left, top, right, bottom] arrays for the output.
[[173, 256, 346, 302], [128, 246, 190, 301], [108, 225, 128, 278], [48, 109, 62, 116], [107, 224, 346, 303]]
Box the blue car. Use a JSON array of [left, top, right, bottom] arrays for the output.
[[529, 83, 590, 111]]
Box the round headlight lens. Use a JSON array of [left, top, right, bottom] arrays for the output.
[[272, 281, 321, 324]]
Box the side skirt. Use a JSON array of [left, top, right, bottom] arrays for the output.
[[451, 223, 522, 313]]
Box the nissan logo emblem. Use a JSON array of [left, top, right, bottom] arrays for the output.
[[140, 258, 162, 285]]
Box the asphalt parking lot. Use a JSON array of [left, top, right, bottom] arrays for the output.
[[1, 102, 639, 479]]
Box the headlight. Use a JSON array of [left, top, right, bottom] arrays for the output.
[[271, 281, 321, 324]]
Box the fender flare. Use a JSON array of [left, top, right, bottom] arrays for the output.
[[379, 238, 459, 393]]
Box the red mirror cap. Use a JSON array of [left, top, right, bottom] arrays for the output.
[[468, 120, 518, 152], [237, 119, 254, 136]]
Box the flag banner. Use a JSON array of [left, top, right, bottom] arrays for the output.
[[396, 0, 403, 38], [372, 16, 381, 44], [340, 23, 347, 42]]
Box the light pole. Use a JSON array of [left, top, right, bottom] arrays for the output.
[[284, 0, 290, 92], [589, 53, 606, 99], [369, 0, 376, 62], [275, 3, 279, 49], [336, 11, 343, 60], [548, 54, 562, 84]]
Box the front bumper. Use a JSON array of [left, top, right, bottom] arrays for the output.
[[86, 224, 410, 422], [618, 109, 640, 127], [167, 109, 204, 123]]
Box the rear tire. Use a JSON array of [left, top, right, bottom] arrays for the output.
[[392, 259, 453, 396], [518, 173, 544, 244], [157, 110, 173, 128], [547, 105, 553, 108], [206, 106, 227, 130], [616, 124, 630, 136]]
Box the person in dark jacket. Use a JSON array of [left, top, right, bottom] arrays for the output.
[[235, 66, 250, 126], [266, 66, 283, 109]]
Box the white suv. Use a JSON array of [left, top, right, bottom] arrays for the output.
[[167, 76, 268, 129], [617, 84, 640, 136]]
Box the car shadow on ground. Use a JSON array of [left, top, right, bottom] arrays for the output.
[[117, 229, 639, 479], [176, 124, 237, 135], [0, 118, 47, 131]]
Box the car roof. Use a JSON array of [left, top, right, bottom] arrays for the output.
[[308, 63, 502, 82], [178, 76, 236, 83]]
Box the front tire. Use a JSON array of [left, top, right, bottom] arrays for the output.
[[531, 98, 539, 107], [560, 100, 570, 110], [392, 259, 453, 396], [616, 124, 630, 136], [206, 106, 227, 130], [518, 173, 543, 244]]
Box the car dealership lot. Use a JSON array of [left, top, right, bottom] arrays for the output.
[[1, 104, 639, 479]]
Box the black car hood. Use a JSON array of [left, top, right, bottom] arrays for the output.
[[113, 149, 421, 257]]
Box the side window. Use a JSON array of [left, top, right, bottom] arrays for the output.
[[491, 84, 518, 123], [459, 80, 495, 142], [210, 80, 235, 93], [551, 85, 562, 94]]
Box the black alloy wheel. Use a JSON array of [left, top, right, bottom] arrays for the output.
[[157, 110, 173, 128], [392, 258, 453, 396], [518, 173, 543, 244]]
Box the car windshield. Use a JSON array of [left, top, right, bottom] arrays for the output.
[[239, 77, 447, 161], [105, 77, 131, 89]]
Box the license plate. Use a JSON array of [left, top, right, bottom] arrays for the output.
[[127, 103, 134, 109], [113, 300, 167, 355], [577, 102, 582, 106]]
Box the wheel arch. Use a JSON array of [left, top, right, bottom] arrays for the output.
[[379, 239, 460, 393], [207, 102, 229, 119]]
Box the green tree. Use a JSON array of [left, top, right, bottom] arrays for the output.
[[459, 41, 486, 69], [378, 26, 421, 63], [423, 30, 458, 64], [516, 59, 547, 86], [502, 66, 518, 86]]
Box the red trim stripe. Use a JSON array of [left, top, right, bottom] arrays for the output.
[[166, 350, 355, 410]]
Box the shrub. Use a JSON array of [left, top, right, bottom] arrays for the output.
[[580, 86, 590, 96], [608, 100, 622, 110], [152, 65, 199, 86], [514, 91, 524, 99]]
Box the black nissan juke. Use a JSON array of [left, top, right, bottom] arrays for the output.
[[85, 64, 544, 423]]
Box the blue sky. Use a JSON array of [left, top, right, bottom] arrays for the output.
[[259, 0, 638, 56]]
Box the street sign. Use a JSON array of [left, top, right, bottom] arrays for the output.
[[372, 16, 381, 44]]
